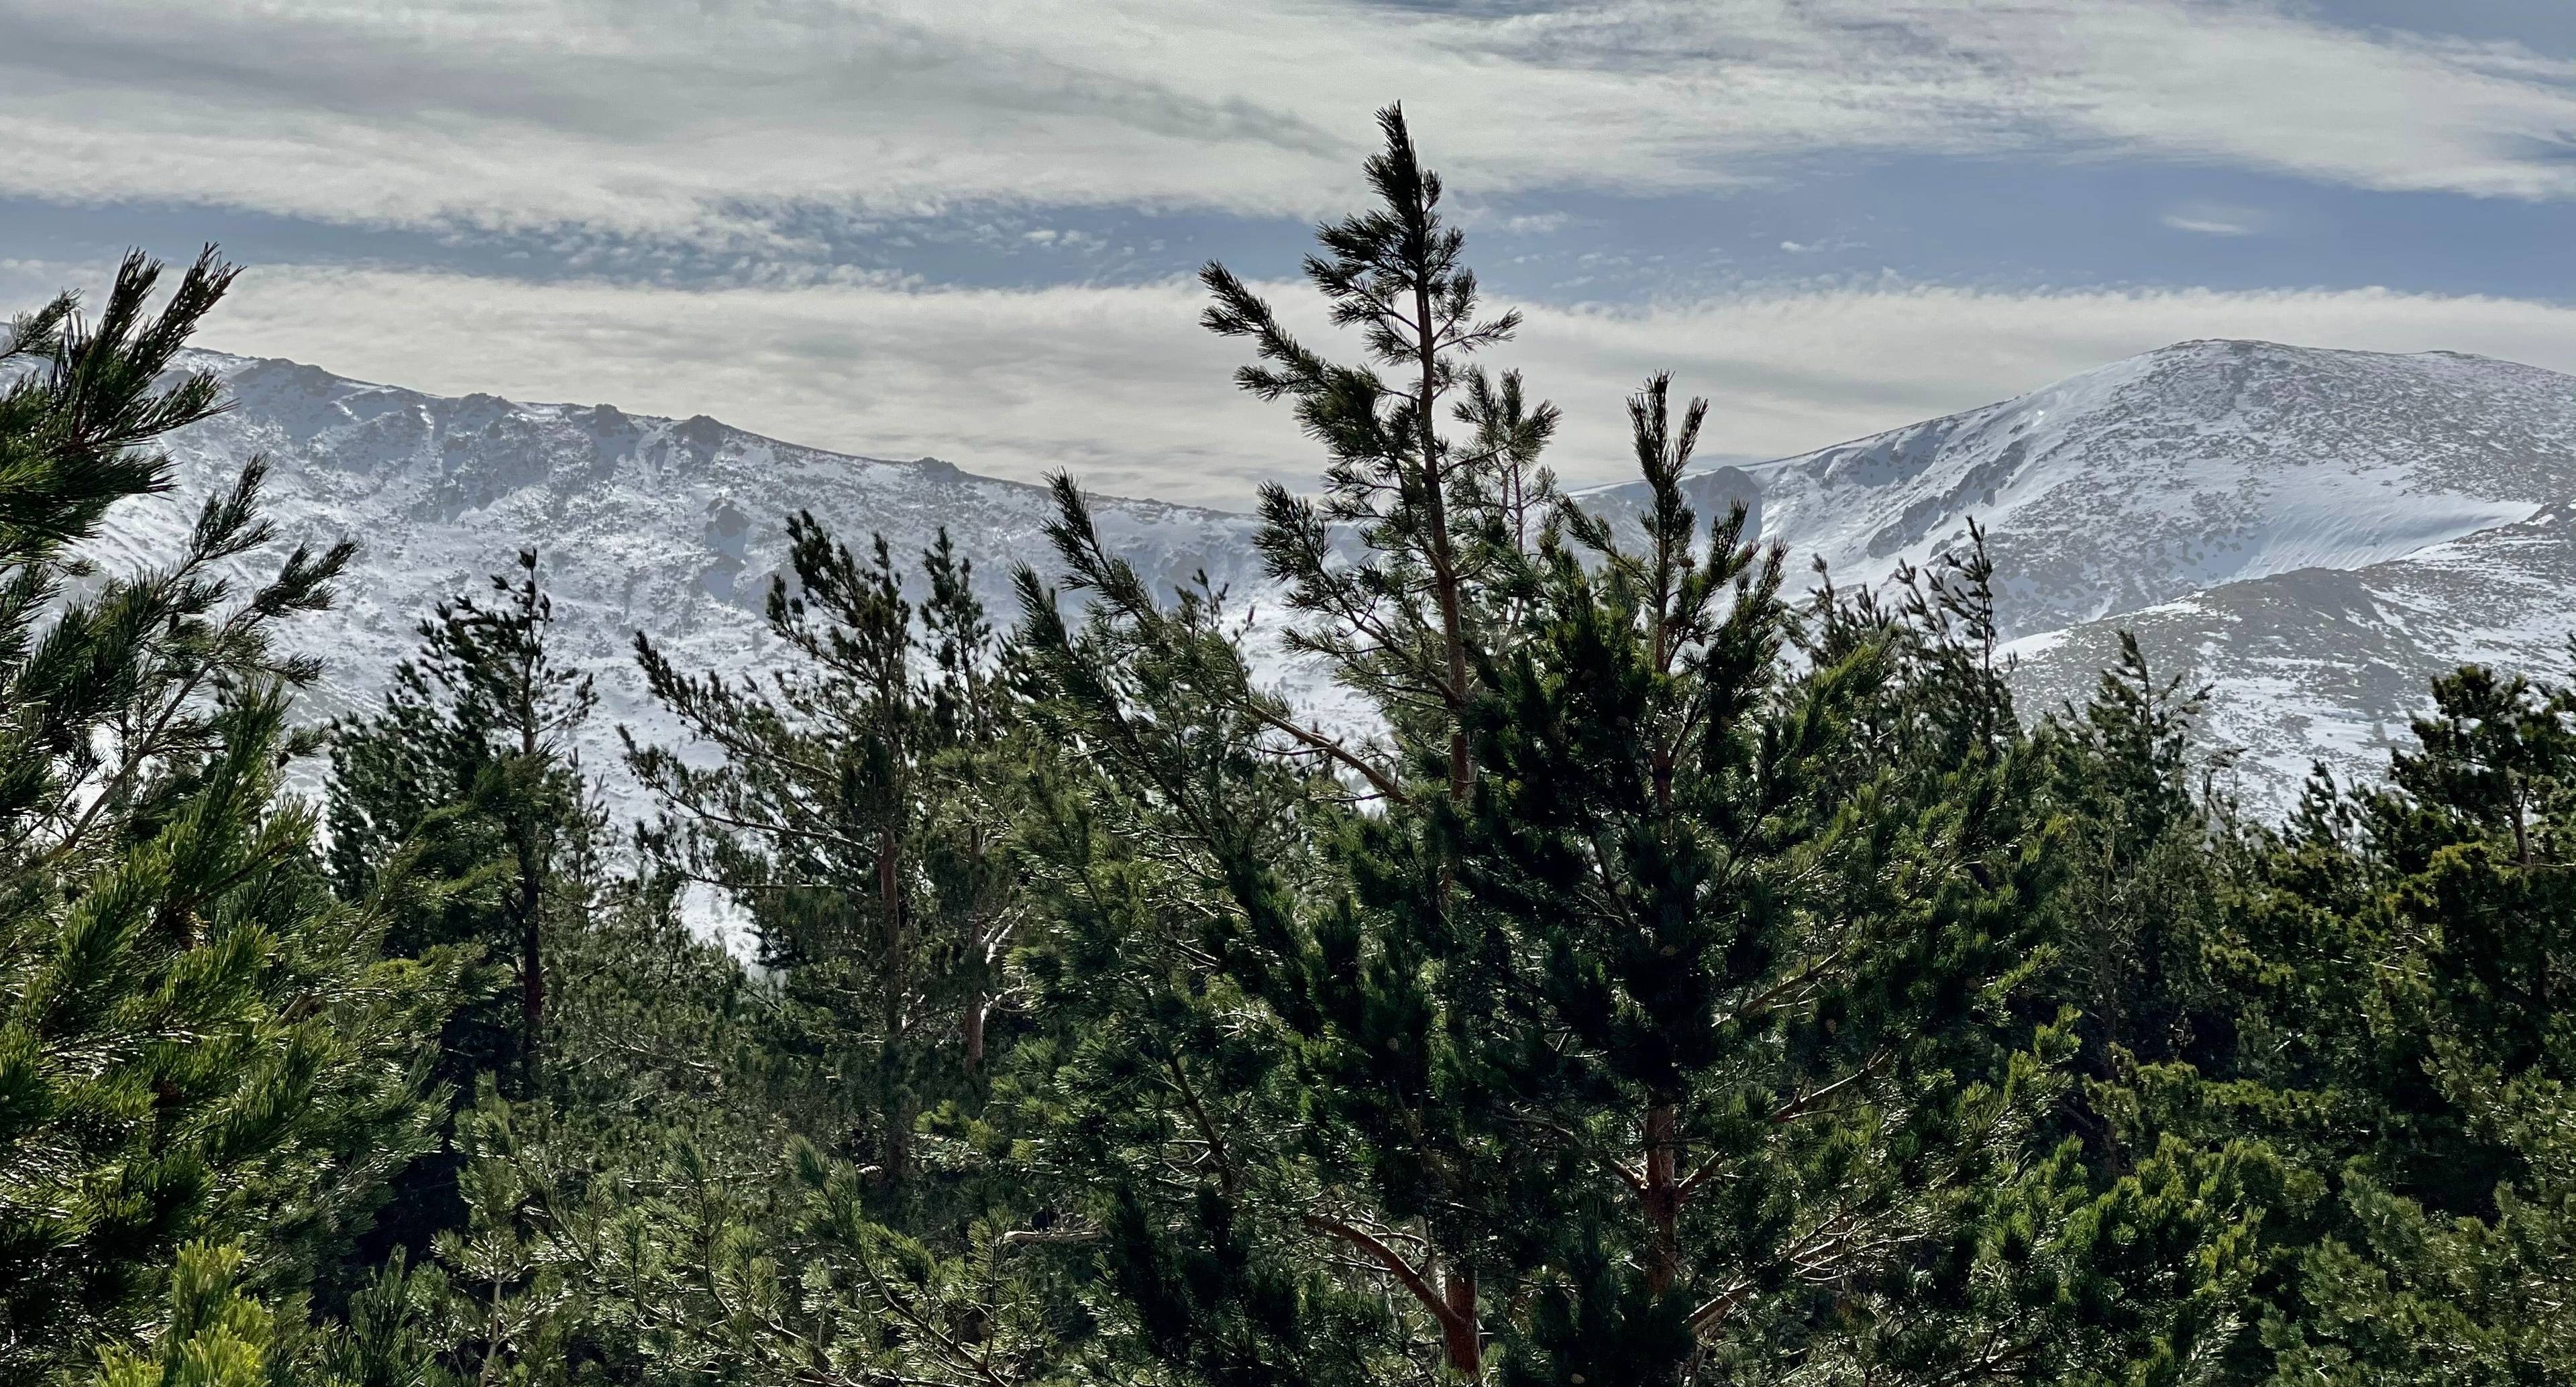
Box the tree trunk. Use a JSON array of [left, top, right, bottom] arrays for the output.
[[877, 827, 911, 1184], [1405, 207, 1480, 1379], [2513, 783, 2532, 865], [1405, 274, 1473, 810], [1642, 1102, 1682, 1295], [516, 826, 544, 1098], [1440, 1262, 1482, 1378]]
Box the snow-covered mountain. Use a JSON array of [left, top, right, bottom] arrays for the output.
[[118, 351, 1285, 824], [1737, 339, 2576, 798], [123, 340, 2576, 818]]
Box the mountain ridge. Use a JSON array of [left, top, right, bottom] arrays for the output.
[[1748, 337, 2576, 636], [117, 339, 2576, 818]]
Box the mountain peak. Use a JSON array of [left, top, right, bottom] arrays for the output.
[[2140, 336, 2494, 362], [1755, 337, 2576, 632]]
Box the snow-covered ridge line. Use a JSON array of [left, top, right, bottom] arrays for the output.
[[1748, 339, 2576, 637], [97, 338, 2576, 820]]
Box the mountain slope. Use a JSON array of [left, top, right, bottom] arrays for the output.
[[129, 351, 1277, 822], [116, 339, 2576, 820], [2006, 500, 2576, 795], [1743, 339, 2576, 806], [1752, 339, 2576, 639]]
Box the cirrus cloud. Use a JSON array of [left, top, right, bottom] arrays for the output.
[[2, 0, 2575, 246]]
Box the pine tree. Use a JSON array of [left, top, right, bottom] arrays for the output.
[[1015, 119, 2255, 1384], [2042, 634, 2237, 1095], [323, 553, 602, 1288], [2137, 661, 2576, 1384], [629, 519, 1030, 1192], [1191, 101, 1556, 1377], [1452, 377, 2059, 1375], [0, 252, 455, 1375], [327, 551, 602, 1098]]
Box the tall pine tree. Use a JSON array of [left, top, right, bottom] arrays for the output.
[[327, 550, 603, 1099], [323, 551, 604, 1291], [0, 251, 456, 1376], [1014, 111, 2255, 1386], [629, 519, 1031, 1193]]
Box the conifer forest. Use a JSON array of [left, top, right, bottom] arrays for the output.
[[5, 111, 2572, 1386]]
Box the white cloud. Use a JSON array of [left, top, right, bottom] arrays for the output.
[[2161, 202, 2267, 235], [1, 0, 2573, 241], [66, 260, 2576, 510]]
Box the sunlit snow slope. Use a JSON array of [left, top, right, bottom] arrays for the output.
[[1752, 339, 2576, 636], [121, 339, 2576, 818], [1753, 339, 2576, 803], [127, 351, 1280, 827]]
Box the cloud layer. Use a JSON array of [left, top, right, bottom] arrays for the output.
[[83, 262, 2576, 508], [13, 2, 2573, 508], [5, 0, 2576, 243]]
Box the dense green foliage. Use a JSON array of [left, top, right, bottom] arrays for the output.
[[321, 549, 608, 1282], [5, 119, 2570, 1386], [0, 252, 454, 1378]]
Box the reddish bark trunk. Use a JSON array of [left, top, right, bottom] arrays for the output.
[[1642, 1103, 1682, 1295], [1441, 1264, 1483, 1378]]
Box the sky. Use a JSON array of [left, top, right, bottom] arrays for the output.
[[6, 0, 2576, 506]]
